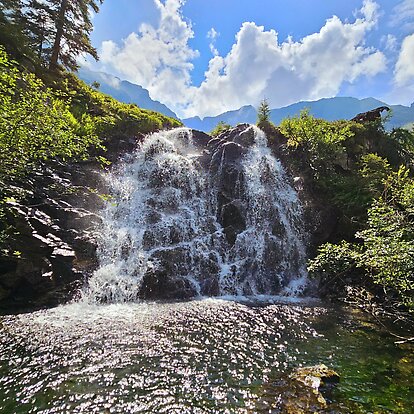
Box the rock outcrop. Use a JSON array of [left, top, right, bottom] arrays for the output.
[[257, 364, 340, 413], [351, 106, 390, 123], [114, 125, 310, 300], [0, 133, 143, 311]]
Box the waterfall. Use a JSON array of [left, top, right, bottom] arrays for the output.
[[218, 127, 308, 295], [84, 126, 308, 303]]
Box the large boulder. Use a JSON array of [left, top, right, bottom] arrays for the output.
[[257, 364, 340, 413]]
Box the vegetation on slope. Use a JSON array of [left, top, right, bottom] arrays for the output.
[[0, 46, 181, 256], [210, 121, 232, 137], [279, 111, 414, 312]]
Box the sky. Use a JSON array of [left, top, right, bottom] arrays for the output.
[[83, 0, 414, 119]]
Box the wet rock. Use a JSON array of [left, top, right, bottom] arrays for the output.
[[291, 364, 340, 393], [284, 364, 340, 412], [259, 364, 340, 413], [221, 200, 246, 245], [0, 285, 10, 301], [0, 161, 104, 309], [190, 129, 211, 148]]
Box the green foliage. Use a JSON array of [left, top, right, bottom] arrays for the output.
[[59, 72, 181, 138], [359, 153, 391, 197], [0, 0, 104, 71], [257, 99, 271, 125], [0, 0, 35, 65], [49, 0, 104, 71], [308, 241, 361, 278], [210, 121, 231, 137], [280, 110, 355, 178], [0, 47, 102, 181], [388, 127, 414, 169], [282, 111, 414, 311], [309, 167, 414, 311]]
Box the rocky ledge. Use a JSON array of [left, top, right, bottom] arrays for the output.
[[0, 133, 143, 311]]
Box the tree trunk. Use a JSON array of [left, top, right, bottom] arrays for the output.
[[49, 0, 68, 70]]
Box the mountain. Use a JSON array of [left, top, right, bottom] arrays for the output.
[[77, 68, 178, 119], [183, 97, 414, 132], [76, 69, 414, 132], [184, 105, 257, 132]]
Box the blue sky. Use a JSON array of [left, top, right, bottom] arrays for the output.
[[85, 0, 414, 118]]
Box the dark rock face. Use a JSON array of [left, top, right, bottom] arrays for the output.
[[0, 136, 143, 311], [0, 166, 102, 310], [351, 106, 390, 123], [208, 125, 252, 246]]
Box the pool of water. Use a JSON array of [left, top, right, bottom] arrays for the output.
[[0, 298, 412, 413]]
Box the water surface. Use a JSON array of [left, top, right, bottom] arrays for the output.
[[0, 298, 412, 413]]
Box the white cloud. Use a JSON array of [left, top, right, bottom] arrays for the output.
[[98, 0, 386, 118], [207, 27, 220, 56], [100, 0, 198, 113], [394, 33, 414, 86], [381, 34, 398, 52], [207, 27, 219, 41], [186, 0, 386, 117], [391, 0, 414, 32]]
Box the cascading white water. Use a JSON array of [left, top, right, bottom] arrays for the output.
[[84, 128, 226, 302], [218, 127, 308, 295], [84, 126, 308, 303]]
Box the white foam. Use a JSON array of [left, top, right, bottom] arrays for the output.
[[84, 126, 309, 303]]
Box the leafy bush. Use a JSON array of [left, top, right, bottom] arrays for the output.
[[279, 110, 355, 178], [0, 47, 102, 181], [309, 167, 414, 311], [210, 121, 231, 137]]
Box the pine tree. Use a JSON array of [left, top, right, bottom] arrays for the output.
[[257, 99, 271, 126], [0, 0, 33, 63], [48, 0, 103, 71], [24, 0, 56, 65]]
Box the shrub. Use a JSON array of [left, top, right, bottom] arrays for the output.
[[0, 47, 102, 181], [210, 121, 231, 137], [279, 110, 354, 178], [309, 167, 414, 312]]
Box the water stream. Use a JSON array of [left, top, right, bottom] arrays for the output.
[[0, 127, 412, 413], [0, 300, 412, 413]]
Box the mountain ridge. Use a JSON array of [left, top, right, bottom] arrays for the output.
[[183, 97, 414, 132], [78, 68, 178, 120], [78, 68, 414, 132]]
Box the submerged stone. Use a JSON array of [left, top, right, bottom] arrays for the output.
[[260, 364, 340, 413]]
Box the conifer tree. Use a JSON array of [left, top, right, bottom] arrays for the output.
[[257, 99, 271, 126], [24, 0, 56, 64], [0, 0, 32, 62], [48, 0, 103, 71]]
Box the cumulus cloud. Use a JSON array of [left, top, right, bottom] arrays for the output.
[[100, 0, 198, 113], [186, 0, 386, 117], [394, 33, 414, 86], [98, 0, 386, 118]]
